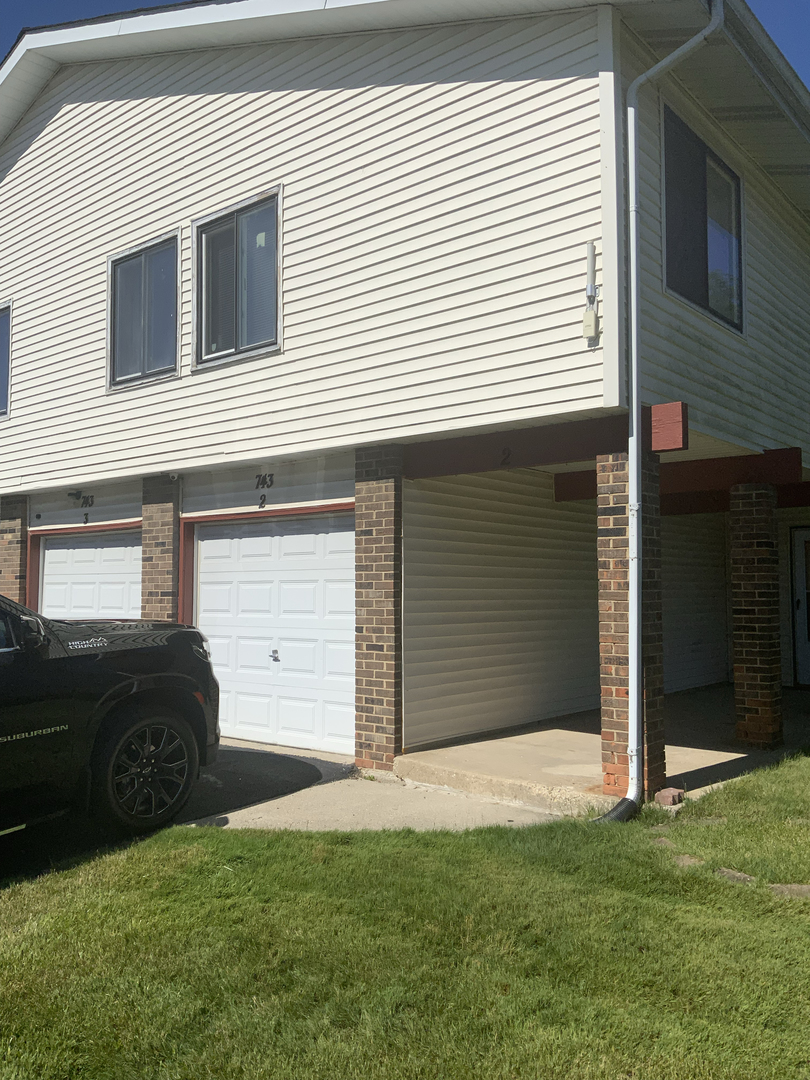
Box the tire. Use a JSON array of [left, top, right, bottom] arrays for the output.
[[91, 710, 200, 834]]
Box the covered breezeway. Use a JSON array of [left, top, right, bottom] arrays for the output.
[[394, 684, 810, 815]]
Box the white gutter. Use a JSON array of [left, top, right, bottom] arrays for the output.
[[599, 0, 725, 821]]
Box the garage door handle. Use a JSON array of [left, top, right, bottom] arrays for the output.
[[270, 649, 280, 662]]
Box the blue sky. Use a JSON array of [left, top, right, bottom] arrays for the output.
[[1, 0, 809, 86]]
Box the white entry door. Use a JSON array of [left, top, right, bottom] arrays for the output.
[[40, 532, 142, 619], [195, 513, 355, 754], [793, 529, 810, 684]]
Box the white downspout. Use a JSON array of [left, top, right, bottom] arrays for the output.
[[600, 0, 725, 821]]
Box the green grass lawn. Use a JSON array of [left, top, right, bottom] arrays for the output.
[[3, 759, 810, 1080]]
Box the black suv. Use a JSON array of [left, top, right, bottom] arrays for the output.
[[0, 593, 219, 836]]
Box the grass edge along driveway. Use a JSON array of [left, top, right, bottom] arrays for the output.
[[2, 757, 810, 1080]]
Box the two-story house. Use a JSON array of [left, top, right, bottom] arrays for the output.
[[1, 0, 809, 802]]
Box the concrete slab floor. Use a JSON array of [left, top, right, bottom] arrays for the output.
[[395, 684, 810, 814]]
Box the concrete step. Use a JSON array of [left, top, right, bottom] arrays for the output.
[[393, 751, 613, 816]]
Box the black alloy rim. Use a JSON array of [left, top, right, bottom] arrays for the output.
[[112, 724, 190, 819]]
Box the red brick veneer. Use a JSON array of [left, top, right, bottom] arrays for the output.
[[141, 476, 180, 622], [729, 483, 782, 747], [355, 446, 403, 771], [598, 451, 665, 798], [0, 495, 27, 605]]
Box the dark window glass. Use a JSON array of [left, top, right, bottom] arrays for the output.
[[112, 240, 177, 384], [238, 202, 277, 350], [707, 158, 741, 326], [113, 256, 143, 381], [664, 107, 742, 329], [200, 197, 277, 362], [146, 243, 178, 373], [0, 614, 14, 651], [203, 221, 236, 357], [0, 307, 9, 415]]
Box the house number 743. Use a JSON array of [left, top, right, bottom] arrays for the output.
[[255, 473, 275, 509]]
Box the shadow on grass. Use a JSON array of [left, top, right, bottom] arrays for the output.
[[0, 746, 324, 888]]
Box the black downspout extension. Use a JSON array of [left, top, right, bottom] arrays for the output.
[[592, 797, 640, 825]]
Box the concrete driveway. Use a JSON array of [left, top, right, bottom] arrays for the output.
[[186, 739, 557, 831]]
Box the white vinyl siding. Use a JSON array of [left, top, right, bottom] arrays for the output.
[[0, 13, 605, 494], [623, 28, 810, 458], [661, 513, 729, 694], [403, 469, 598, 750]]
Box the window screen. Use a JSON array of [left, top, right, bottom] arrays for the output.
[[664, 107, 742, 329], [112, 239, 177, 384], [200, 196, 278, 362], [0, 307, 9, 416]]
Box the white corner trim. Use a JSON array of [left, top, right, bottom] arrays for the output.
[[598, 4, 625, 409]]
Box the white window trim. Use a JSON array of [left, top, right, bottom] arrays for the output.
[[191, 185, 283, 373], [0, 298, 12, 423], [658, 96, 748, 339], [106, 228, 182, 393]]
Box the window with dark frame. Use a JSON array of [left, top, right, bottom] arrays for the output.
[[199, 195, 278, 363], [664, 107, 742, 329], [0, 306, 9, 415], [111, 239, 177, 385]]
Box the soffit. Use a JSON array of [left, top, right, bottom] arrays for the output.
[[626, 3, 810, 219]]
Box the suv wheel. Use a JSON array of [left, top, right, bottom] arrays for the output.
[[92, 711, 200, 833]]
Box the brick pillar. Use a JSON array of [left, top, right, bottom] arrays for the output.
[[0, 495, 28, 605], [598, 451, 666, 799], [141, 476, 180, 622], [729, 483, 782, 747], [355, 446, 403, 771], [640, 453, 665, 796]]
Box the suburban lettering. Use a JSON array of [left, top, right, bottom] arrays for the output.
[[0, 725, 70, 745]]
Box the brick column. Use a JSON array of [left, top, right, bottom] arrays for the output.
[[598, 451, 665, 799], [640, 453, 665, 795], [141, 476, 180, 622], [355, 446, 403, 771], [0, 495, 28, 605], [729, 483, 782, 747]]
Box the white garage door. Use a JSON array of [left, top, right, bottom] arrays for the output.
[[196, 513, 355, 754], [40, 532, 142, 619]]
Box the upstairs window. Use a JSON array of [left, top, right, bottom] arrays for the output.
[[199, 195, 278, 363], [664, 107, 742, 329], [0, 306, 9, 416], [111, 238, 177, 385]]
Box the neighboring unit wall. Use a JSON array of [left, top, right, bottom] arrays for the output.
[[622, 28, 810, 459], [402, 469, 599, 749], [0, 12, 606, 495], [661, 513, 729, 693], [777, 507, 810, 686]]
